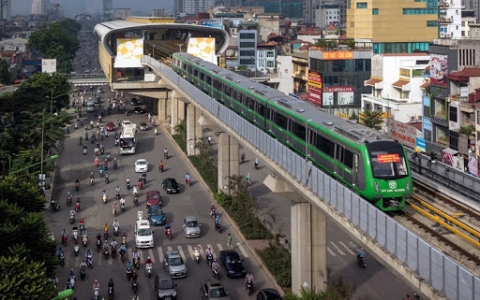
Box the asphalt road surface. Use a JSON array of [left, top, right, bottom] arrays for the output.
[[44, 97, 277, 300]]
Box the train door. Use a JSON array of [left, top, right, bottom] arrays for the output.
[[335, 145, 344, 178], [352, 153, 359, 186]]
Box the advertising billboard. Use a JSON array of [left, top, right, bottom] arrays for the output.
[[200, 19, 224, 29], [115, 38, 144, 68], [187, 38, 217, 65], [389, 120, 418, 149], [430, 54, 448, 87], [307, 71, 322, 106], [42, 59, 57, 73], [322, 51, 354, 60]]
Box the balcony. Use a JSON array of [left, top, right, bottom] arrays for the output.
[[439, 17, 453, 24], [438, 1, 449, 7], [459, 102, 475, 113]]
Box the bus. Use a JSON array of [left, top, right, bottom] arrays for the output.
[[119, 127, 137, 154]]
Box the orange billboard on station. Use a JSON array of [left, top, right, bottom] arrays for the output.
[[322, 51, 354, 60]]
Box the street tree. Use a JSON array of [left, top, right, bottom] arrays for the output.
[[360, 110, 384, 130], [0, 58, 12, 84]]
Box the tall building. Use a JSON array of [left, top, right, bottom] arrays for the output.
[[32, 0, 49, 15], [244, 0, 303, 19], [1, 0, 11, 20], [238, 22, 259, 70], [346, 0, 438, 53], [215, 0, 242, 8], [463, 0, 480, 22], [176, 0, 214, 14], [438, 0, 463, 39], [151, 8, 166, 17]]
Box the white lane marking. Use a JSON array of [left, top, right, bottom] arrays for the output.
[[157, 247, 164, 263], [148, 249, 155, 263], [339, 241, 355, 255], [187, 245, 194, 260], [177, 245, 187, 262], [330, 242, 346, 256], [236, 243, 249, 258], [327, 247, 336, 256]]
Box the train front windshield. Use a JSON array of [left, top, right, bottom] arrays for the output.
[[366, 142, 408, 179]]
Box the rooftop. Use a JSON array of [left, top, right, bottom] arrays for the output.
[[448, 67, 480, 81]]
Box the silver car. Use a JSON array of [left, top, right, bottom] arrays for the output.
[[183, 216, 201, 238], [163, 250, 187, 278], [155, 272, 178, 300]]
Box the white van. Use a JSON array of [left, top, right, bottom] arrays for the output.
[[86, 101, 95, 112], [135, 219, 154, 248]]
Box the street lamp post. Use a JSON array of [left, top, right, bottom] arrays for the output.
[[40, 109, 45, 189], [178, 43, 184, 52]]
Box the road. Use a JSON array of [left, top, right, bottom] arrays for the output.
[[44, 94, 278, 299], [204, 125, 415, 299]]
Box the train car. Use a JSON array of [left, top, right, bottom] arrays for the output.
[[172, 52, 412, 211]]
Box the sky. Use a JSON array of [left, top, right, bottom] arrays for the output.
[[12, 0, 173, 17]]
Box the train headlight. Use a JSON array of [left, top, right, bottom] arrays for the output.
[[374, 182, 379, 192], [406, 181, 410, 190]]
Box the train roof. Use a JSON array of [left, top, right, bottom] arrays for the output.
[[174, 52, 392, 144]]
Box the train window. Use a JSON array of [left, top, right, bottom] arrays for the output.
[[274, 112, 288, 130], [182, 63, 186, 69], [292, 122, 306, 139], [309, 131, 316, 145], [213, 79, 222, 90], [257, 103, 265, 115], [187, 66, 192, 73], [235, 91, 242, 102], [193, 69, 198, 77], [225, 86, 231, 96], [316, 135, 335, 158], [240, 94, 247, 105], [205, 76, 211, 85], [200, 72, 204, 81], [344, 150, 354, 168], [265, 108, 272, 119]]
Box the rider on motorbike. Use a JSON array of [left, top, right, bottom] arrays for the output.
[[113, 219, 120, 228], [132, 186, 138, 195], [211, 259, 219, 271], [108, 278, 114, 291], [115, 186, 120, 194], [357, 248, 365, 262], [145, 256, 153, 265], [165, 223, 172, 236], [93, 279, 100, 290], [163, 147, 168, 157], [103, 223, 109, 232], [245, 273, 254, 289], [120, 197, 126, 208], [89, 172, 95, 182], [86, 249, 93, 258], [131, 270, 138, 283], [210, 204, 216, 217], [112, 201, 117, 214], [62, 228, 68, 237], [133, 249, 140, 260], [215, 215, 221, 226], [111, 240, 118, 248]]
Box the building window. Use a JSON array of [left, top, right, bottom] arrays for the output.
[[477, 110, 480, 125], [267, 51, 275, 58], [372, 8, 379, 15], [267, 61, 275, 68], [403, 8, 438, 14], [239, 42, 255, 47], [449, 106, 458, 122], [239, 50, 255, 56], [258, 51, 265, 58], [427, 20, 438, 27], [357, 2, 367, 8], [239, 33, 255, 39], [436, 127, 449, 145], [424, 129, 432, 141]]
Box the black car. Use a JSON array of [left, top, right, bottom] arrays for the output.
[[256, 288, 282, 300], [162, 178, 180, 194], [131, 98, 139, 105], [155, 272, 178, 300], [134, 106, 145, 114], [219, 250, 246, 278]]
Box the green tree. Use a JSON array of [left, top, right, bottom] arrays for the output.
[[0, 255, 56, 299], [360, 110, 383, 130], [27, 21, 80, 73], [0, 59, 12, 85]]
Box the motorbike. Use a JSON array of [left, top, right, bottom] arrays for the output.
[[59, 252, 65, 267], [133, 196, 138, 206], [145, 263, 152, 278], [96, 239, 102, 252], [186, 177, 191, 186], [83, 147, 87, 155], [75, 182, 80, 192], [126, 179, 131, 190], [102, 193, 108, 204], [82, 232, 88, 247], [246, 279, 254, 296], [131, 280, 138, 294], [93, 288, 100, 300], [210, 208, 216, 219], [108, 286, 114, 300], [74, 243, 80, 256], [90, 178, 95, 186], [104, 228, 109, 239], [120, 249, 126, 263], [193, 247, 200, 264], [113, 161, 117, 170], [69, 275, 75, 290], [73, 229, 78, 241], [206, 253, 213, 267], [87, 254, 93, 269], [67, 195, 72, 206], [254, 160, 259, 170], [212, 265, 220, 279], [215, 222, 222, 233], [105, 176, 109, 184], [133, 257, 140, 270], [80, 265, 86, 280], [120, 202, 125, 212], [62, 233, 68, 246], [126, 261, 133, 281], [166, 228, 172, 240], [141, 173, 147, 184], [99, 167, 104, 177], [357, 256, 367, 268], [103, 247, 109, 259], [70, 211, 76, 224], [75, 201, 80, 212], [164, 152, 168, 160], [115, 191, 120, 200], [111, 245, 117, 259], [114, 225, 119, 236]]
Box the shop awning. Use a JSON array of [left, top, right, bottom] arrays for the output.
[[364, 78, 383, 88], [392, 79, 411, 91]]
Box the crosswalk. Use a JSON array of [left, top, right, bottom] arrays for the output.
[[63, 242, 249, 267], [327, 241, 358, 257]]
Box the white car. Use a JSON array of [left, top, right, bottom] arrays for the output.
[[135, 159, 148, 172], [135, 219, 154, 248], [122, 120, 133, 127]]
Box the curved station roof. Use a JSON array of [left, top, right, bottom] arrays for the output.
[[94, 20, 230, 56]]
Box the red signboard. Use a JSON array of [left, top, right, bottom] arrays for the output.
[[388, 120, 417, 149], [323, 86, 354, 93], [307, 85, 322, 106], [377, 154, 400, 163], [308, 71, 322, 87]]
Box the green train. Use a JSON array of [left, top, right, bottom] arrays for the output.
[[172, 52, 412, 211]]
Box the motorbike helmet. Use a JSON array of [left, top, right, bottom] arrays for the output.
[[213, 259, 217, 262], [94, 279, 98, 283], [70, 268, 74, 272], [147, 256, 151, 260]]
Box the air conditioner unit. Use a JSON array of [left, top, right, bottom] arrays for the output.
[[416, 116, 423, 122], [410, 116, 416, 122], [440, 32, 446, 37]]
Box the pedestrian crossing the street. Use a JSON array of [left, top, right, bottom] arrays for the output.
[[62, 242, 250, 268]]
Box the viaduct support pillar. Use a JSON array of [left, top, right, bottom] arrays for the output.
[[217, 133, 239, 193], [186, 104, 200, 156], [157, 94, 170, 123], [170, 93, 185, 135], [264, 173, 327, 295]]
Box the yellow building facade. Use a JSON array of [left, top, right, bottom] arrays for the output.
[[346, 0, 439, 53]]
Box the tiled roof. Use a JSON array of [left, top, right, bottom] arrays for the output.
[[448, 67, 480, 81], [420, 82, 430, 89], [392, 79, 410, 88], [365, 78, 382, 86]]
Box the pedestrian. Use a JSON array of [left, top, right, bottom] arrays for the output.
[[227, 233, 232, 249]]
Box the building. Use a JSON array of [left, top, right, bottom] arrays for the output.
[[438, 0, 463, 40], [180, 0, 214, 15], [256, 13, 286, 42], [114, 8, 132, 20], [291, 51, 308, 94], [461, 10, 476, 38], [238, 22, 259, 70], [151, 8, 166, 17], [315, 4, 340, 28], [1, 0, 11, 20], [463, 0, 480, 22], [243, 0, 303, 19], [308, 46, 372, 115], [256, 41, 276, 72], [214, 0, 242, 8], [32, 0, 48, 15], [274, 54, 295, 94], [362, 53, 430, 126], [346, 0, 439, 53]]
